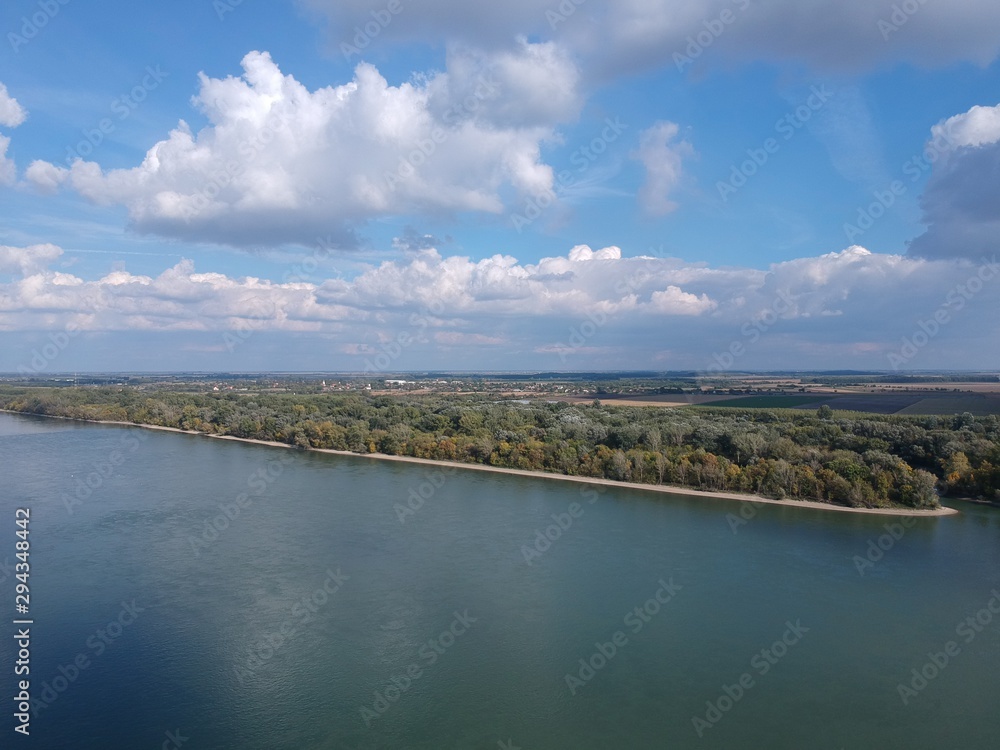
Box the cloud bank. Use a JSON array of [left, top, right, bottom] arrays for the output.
[[2, 242, 997, 371]]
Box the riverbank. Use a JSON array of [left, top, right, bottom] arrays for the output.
[[2, 409, 958, 516]]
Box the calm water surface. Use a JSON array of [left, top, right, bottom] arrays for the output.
[[0, 412, 998, 749]]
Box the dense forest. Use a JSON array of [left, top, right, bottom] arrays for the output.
[[2, 387, 999, 509]]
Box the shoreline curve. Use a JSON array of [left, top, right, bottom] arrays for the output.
[[1, 409, 960, 517]]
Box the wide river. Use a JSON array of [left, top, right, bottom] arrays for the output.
[[0, 412, 998, 749]]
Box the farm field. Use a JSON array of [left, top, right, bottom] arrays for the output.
[[560, 393, 737, 407], [699, 394, 836, 410], [700, 391, 1000, 416], [896, 393, 1000, 415]]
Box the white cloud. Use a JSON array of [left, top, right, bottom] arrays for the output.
[[931, 103, 1000, 149], [0, 135, 15, 186], [0, 82, 26, 184], [0, 83, 26, 128], [23, 160, 68, 194], [3, 241, 998, 370], [0, 244, 63, 276], [631, 121, 692, 216], [909, 103, 1000, 260], [26, 48, 582, 247], [649, 285, 716, 315], [444, 39, 581, 128], [567, 244, 622, 261]]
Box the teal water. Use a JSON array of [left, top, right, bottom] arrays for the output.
[[0, 411, 998, 749]]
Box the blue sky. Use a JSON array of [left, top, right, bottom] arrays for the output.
[[1, 0, 999, 373]]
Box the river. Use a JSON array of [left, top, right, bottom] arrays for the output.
[[0, 412, 997, 749]]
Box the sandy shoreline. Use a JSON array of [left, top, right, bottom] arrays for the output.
[[1, 409, 959, 517]]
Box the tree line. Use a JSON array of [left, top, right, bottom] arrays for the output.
[[2, 387, 998, 509]]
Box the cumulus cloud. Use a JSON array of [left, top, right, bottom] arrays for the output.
[[649, 286, 716, 315], [23, 160, 67, 194], [3, 242, 998, 370], [932, 103, 1000, 148], [0, 82, 26, 186], [0, 83, 26, 128], [908, 102, 1000, 260], [301, 0, 1000, 77], [0, 136, 16, 186], [0, 244, 63, 277], [631, 121, 692, 216], [26, 48, 582, 247]]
